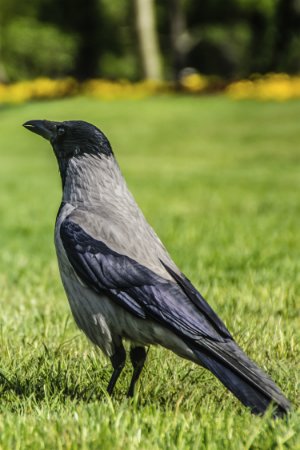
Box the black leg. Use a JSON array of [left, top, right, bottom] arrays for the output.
[[127, 346, 147, 397], [107, 344, 126, 396]]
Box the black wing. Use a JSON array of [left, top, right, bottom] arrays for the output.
[[60, 219, 232, 342]]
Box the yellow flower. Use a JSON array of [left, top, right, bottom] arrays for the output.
[[227, 74, 300, 101], [180, 73, 208, 93], [0, 78, 78, 104], [82, 79, 167, 100]]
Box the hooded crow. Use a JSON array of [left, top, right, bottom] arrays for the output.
[[23, 119, 290, 416]]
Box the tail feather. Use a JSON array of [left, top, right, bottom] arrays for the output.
[[192, 340, 290, 416]]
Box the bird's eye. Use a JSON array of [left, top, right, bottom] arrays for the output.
[[57, 126, 65, 136]]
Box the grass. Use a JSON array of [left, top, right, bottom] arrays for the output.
[[0, 96, 299, 449]]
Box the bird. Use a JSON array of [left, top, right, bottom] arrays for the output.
[[23, 119, 290, 416]]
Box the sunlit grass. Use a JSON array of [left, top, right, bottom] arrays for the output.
[[0, 96, 299, 449]]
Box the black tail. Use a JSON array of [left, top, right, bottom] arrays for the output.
[[192, 339, 290, 416]]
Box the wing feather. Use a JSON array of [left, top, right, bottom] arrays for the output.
[[60, 219, 230, 342]]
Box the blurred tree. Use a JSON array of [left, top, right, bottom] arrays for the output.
[[0, 0, 42, 81], [133, 0, 162, 80], [40, 0, 103, 80], [1, 0, 300, 82], [68, 0, 101, 79], [184, 0, 251, 78], [0, 31, 7, 82], [98, 0, 139, 80], [2, 18, 77, 80], [246, 9, 271, 73], [269, 0, 300, 72], [168, 0, 188, 81]]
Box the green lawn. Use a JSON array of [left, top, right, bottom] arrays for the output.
[[0, 96, 299, 449]]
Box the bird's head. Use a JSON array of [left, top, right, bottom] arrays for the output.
[[23, 119, 113, 183]]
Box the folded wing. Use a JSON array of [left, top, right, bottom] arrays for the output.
[[60, 218, 231, 342]]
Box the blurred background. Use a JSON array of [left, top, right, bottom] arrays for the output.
[[1, 0, 300, 83], [0, 1, 299, 447]]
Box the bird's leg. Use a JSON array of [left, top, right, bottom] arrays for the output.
[[127, 346, 148, 397], [107, 344, 126, 396]]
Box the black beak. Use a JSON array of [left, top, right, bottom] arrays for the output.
[[23, 120, 57, 141]]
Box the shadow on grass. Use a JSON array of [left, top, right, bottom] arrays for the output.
[[0, 355, 221, 415]]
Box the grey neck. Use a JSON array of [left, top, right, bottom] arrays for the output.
[[62, 153, 127, 206]]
